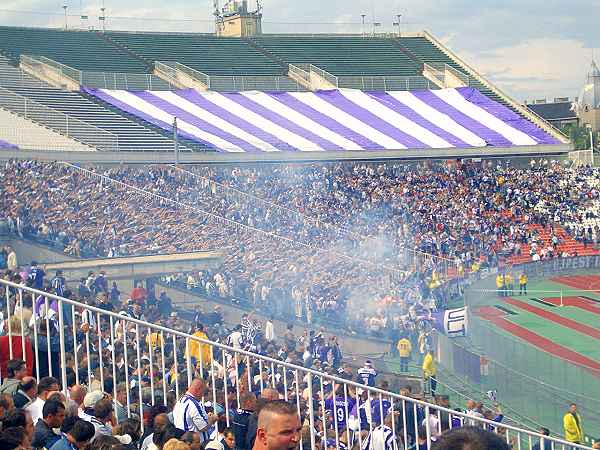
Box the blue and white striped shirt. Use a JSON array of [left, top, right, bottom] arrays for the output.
[[172, 394, 210, 442], [361, 425, 398, 450]]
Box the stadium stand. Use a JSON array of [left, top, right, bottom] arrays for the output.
[[0, 26, 149, 73], [107, 32, 286, 76], [0, 56, 204, 152]]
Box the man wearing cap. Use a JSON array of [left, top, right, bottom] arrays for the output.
[[357, 360, 377, 387], [81, 391, 104, 421]]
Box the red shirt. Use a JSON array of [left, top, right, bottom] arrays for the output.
[[0, 336, 34, 377], [130, 287, 147, 305]]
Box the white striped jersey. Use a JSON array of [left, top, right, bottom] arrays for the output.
[[361, 425, 398, 450]]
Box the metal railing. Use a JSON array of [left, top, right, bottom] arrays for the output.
[[0, 279, 592, 449], [337, 75, 435, 91], [0, 86, 118, 151], [22, 55, 172, 91], [424, 63, 470, 87], [155, 61, 211, 88], [309, 64, 339, 87], [288, 63, 311, 86], [207, 75, 305, 92], [80, 71, 173, 90]]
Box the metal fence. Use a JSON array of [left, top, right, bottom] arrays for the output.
[[0, 279, 591, 450], [337, 76, 436, 91], [207, 75, 305, 92], [22, 54, 173, 91], [0, 86, 119, 151]]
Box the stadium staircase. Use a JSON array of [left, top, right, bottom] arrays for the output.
[[106, 32, 286, 76], [506, 224, 599, 265], [0, 106, 94, 151]]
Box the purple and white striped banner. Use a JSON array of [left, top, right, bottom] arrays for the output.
[[82, 87, 559, 152]]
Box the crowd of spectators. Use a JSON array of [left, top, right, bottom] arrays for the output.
[[0, 156, 596, 448], [0, 258, 531, 450]]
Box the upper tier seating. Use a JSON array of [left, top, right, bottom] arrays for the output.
[[0, 26, 149, 73], [252, 36, 422, 76], [107, 32, 286, 76]]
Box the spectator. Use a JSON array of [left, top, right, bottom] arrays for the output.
[[563, 403, 583, 445], [357, 360, 377, 387], [0, 427, 30, 450], [172, 379, 217, 441], [2, 409, 34, 441], [26, 377, 60, 425], [396, 336, 412, 373], [91, 399, 115, 440], [251, 401, 301, 450], [13, 377, 36, 409], [431, 426, 510, 450], [0, 360, 27, 395], [187, 324, 212, 369], [531, 428, 552, 450], [231, 393, 256, 450], [0, 317, 33, 379], [422, 350, 437, 396], [49, 418, 95, 450], [31, 399, 66, 449]]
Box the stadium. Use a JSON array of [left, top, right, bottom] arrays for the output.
[[0, 1, 599, 450]]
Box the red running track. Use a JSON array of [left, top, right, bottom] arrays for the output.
[[552, 274, 600, 291], [504, 297, 600, 340], [475, 306, 600, 375]]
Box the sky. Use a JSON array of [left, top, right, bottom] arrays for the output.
[[1, 0, 599, 101]]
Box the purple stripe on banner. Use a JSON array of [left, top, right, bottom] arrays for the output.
[[316, 90, 427, 148], [179, 89, 298, 152], [368, 92, 470, 148], [411, 89, 512, 147], [271, 92, 383, 150], [82, 87, 216, 150], [456, 87, 559, 144], [135, 91, 262, 153], [0, 139, 18, 150], [227, 92, 345, 151]]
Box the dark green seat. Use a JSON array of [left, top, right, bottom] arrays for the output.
[[0, 26, 149, 73]]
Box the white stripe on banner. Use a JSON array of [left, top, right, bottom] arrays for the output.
[[432, 89, 537, 146], [151, 91, 279, 152], [240, 91, 364, 151], [339, 89, 452, 148], [201, 92, 324, 152], [288, 92, 406, 149], [386, 91, 487, 147], [100, 90, 245, 152]]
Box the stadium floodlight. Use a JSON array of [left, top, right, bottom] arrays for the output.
[[361, 14, 366, 37], [63, 5, 68, 30]]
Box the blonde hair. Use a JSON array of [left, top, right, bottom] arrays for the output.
[[163, 439, 190, 450], [7, 315, 24, 335]]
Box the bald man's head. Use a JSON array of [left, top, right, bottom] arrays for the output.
[[70, 385, 87, 406], [260, 388, 279, 401], [187, 379, 207, 399]]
